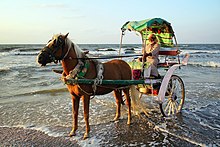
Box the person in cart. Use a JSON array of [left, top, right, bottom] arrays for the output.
[[141, 34, 160, 78]]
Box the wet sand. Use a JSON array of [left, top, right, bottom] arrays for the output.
[[0, 127, 79, 146], [0, 116, 199, 147]]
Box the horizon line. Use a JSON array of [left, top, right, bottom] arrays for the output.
[[1, 42, 220, 45]]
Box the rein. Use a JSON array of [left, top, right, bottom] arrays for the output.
[[44, 35, 138, 97], [41, 40, 66, 64], [42, 37, 71, 64], [67, 54, 143, 60]]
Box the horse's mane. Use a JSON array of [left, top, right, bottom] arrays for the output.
[[50, 34, 84, 59], [66, 37, 84, 58]]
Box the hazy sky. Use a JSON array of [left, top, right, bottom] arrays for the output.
[[1, 0, 220, 44]]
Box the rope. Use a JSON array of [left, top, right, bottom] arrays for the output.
[[77, 85, 94, 96], [76, 81, 130, 100], [77, 83, 131, 97], [67, 54, 142, 60]]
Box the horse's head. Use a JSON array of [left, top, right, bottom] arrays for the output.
[[37, 33, 70, 66]]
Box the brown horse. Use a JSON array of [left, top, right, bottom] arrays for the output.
[[37, 33, 132, 139]]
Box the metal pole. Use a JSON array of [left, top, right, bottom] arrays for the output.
[[174, 34, 181, 65], [119, 31, 125, 58]]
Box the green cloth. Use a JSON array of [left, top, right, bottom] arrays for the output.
[[121, 18, 174, 47], [121, 18, 173, 33], [128, 61, 151, 69], [77, 61, 90, 78]]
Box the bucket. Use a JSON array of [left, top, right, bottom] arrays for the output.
[[153, 89, 158, 95], [143, 65, 151, 78], [132, 69, 142, 80]]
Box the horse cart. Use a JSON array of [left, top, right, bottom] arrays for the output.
[[64, 18, 190, 117], [37, 18, 189, 139]]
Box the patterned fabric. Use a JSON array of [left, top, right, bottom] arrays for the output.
[[121, 18, 174, 47], [76, 60, 90, 78]]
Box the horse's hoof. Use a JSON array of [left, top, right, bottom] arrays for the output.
[[69, 130, 76, 137], [113, 118, 118, 121], [127, 120, 131, 125], [113, 116, 120, 121], [127, 117, 131, 125], [83, 133, 89, 140]]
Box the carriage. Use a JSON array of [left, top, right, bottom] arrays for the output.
[[64, 18, 189, 117], [37, 18, 189, 139], [120, 18, 189, 116]]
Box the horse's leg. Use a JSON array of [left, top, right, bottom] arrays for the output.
[[82, 95, 90, 139], [69, 95, 80, 137], [123, 88, 131, 125], [113, 89, 122, 121]]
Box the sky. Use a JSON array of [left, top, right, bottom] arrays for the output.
[[0, 0, 220, 44]]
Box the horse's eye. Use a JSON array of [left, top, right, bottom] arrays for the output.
[[58, 37, 63, 44]]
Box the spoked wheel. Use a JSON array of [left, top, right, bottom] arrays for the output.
[[159, 75, 185, 117]]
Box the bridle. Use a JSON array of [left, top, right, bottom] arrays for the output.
[[40, 35, 71, 63]]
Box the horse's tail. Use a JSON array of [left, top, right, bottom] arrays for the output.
[[130, 85, 142, 115], [130, 85, 151, 117]]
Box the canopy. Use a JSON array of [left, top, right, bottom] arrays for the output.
[[121, 18, 176, 47]]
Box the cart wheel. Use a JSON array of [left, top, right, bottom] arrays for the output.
[[159, 75, 185, 117]]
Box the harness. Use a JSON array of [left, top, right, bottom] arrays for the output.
[[91, 59, 104, 95], [44, 35, 105, 97], [68, 59, 90, 79], [65, 57, 104, 97], [41, 35, 71, 64]]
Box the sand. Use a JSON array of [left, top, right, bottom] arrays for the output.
[[0, 127, 79, 146]]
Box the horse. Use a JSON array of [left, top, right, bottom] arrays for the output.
[[37, 33, 132, 139]]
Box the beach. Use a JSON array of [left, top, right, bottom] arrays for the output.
[[0, 117, 200, 147], [0, 44, 220, 146], [0, 127, 79, 146]]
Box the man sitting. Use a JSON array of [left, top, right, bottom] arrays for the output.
[[140, 34, 160, 78]]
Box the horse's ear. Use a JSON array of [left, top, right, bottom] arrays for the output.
[[53, 39, 56, 44], [64, 33, 69, 38]]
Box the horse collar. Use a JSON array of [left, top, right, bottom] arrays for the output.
[[77, 60, 90, 78], [68, 60, 90, 79]]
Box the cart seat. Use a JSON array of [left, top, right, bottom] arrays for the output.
[[158, 49, 180, 67], [158, 62, 178, 68], [159, 49, 180, 56]]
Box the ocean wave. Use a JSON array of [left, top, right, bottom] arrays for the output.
[[0, 45, 43, 52], [189, 61, 220, 68], [0, 88, 68, 99], [179, 44, 189, 47], [95, 48, 116, 51], [18, 48, 42, 52], [0, 46, 23, 52], [0, 52, 10, 56], [9, 48, 40, 55], [124, 49, 136, 54], [181, 49, 220, 55], [0, 67, 11, 74], [25, 88, 68, 96], [14, 53, 38, 56]]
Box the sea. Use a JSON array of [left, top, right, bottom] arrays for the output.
[[0, 43, 220, 146]]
